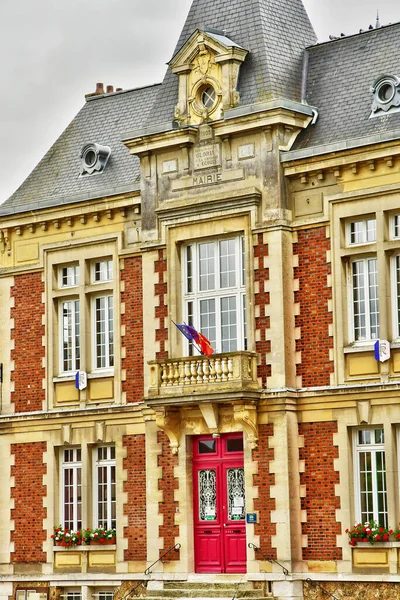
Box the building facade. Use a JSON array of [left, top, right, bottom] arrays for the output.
[[1, 0, 400, 599]]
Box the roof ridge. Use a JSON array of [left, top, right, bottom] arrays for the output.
[[86, 82, 162, 103], [308, 19, 400, 49]]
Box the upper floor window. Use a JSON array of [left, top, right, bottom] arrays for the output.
[[54, 256, 115, 376], [60, 446, 116, 532], [60, 265, 80, 288], [350, 258, 379, 342], [184, 236, 246, 354], [61, 448, 82, 531], [354, 428, 387, 527], [94, 446, 116, 529], [348, 218, 376, 245], [391, 214, 400, 239], [93, 259, 113, 283]]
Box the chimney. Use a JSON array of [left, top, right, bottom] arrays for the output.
[[106, 85, 114, 94], [116, 87, 123, 92], [85, 82, 105, 99]]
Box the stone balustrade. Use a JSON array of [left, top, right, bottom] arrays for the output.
[[148, 351, 258, 397]]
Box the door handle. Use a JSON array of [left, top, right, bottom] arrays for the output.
[[232, 529, 242, 533], [203, 530, 213, 534]]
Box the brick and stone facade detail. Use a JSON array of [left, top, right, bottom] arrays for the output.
[[293, 226, 333, 388], [253, 233, 271, 387], [252, 424, 276, 559], [155, 249, 168, 360], [10, 272, 45, 412], [299, 421, 342, 561], [121, 256, 144, 403], [123, 435, 146, 561], [157, 431, 180, 559], [11, 442, 47, 563]]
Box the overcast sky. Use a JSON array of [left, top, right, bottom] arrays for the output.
[[0, 0, 399, 204]]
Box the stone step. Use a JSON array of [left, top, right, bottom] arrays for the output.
[[147, 586, 262, 600], [147, 590, 261, 598], [146, 597, 271, 600], [164, 583, 254, 590]]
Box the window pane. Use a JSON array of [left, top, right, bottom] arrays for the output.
[[94, 260, 113, 282], [61, 300, 80, 372], [198, 440, 216, 454], [186, 246, 193, 293], [220, 239, 236, 288], [199, 242, 215, 291], [367, 258, 379, 339], [221, 296, 237, 352], [227, 438, 244, 452], [352, 261, 366, 340], [95, 296, 113, 369], [200, 298, 216, 348]]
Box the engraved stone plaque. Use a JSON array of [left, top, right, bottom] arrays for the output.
[[238, 143, 255, 159], [194, 143, 221, 170], [163, 159, 178, 173]]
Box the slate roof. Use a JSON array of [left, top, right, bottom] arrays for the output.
[[293, 22, 400, 151], [1, 84, 159, 216], [147, 0, 317, 126]]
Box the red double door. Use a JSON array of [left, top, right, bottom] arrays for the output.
[[193, 433, 246, 573]]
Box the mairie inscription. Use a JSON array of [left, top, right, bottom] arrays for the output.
[[194, 143, 221, 170], [171, 168, 245, 192]]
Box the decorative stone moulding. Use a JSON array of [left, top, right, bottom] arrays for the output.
[[351, 543, 400, 570]]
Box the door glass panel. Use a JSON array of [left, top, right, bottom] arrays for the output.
[[226, 438, 244, 453], [198, 440, 216, 454], [227, 468, 245, 520], [199, 469, 217, 521]]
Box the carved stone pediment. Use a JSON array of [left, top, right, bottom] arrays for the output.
[[169, 30, 248, 126]]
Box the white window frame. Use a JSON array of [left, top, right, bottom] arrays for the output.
[[391, 214, 400, 239], [353, 428, 388, 527], [92, 259, 113, 283], [60, 448, 82, 531], [59, 298, 80, 374], [183, 236, 246, 354], [92, 295, 114, 371], [93, 446, 116, 530], [347, 217, 377, 246], [59, 264, 80, 288], [391, 253, 400, 340], [348, 256, 379, 343]]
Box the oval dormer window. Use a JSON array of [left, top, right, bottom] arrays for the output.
[[80, 143, 111, 176], [371, 74, 400, 117]]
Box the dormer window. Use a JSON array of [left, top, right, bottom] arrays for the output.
[[371, 74, 400, 117], [80, 143, 111, 176]]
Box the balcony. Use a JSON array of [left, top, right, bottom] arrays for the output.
[[148, 351, 259, 399]]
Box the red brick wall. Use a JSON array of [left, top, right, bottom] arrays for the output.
[[123, 435, 146, 561], [253, 424, 276, 559], [157, 431, 180, 559], [121, 256, 144, 403], [299, 421, 341, 561], [254, 235, 271, 386], [11, 273, 45, 412], [155, 250, 168, 360], [11, 442, 47, 563], [293, 227, 333, 387]]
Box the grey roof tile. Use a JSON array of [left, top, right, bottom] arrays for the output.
[[294, 23, 400, 150], [2, 84, 159, 215]]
